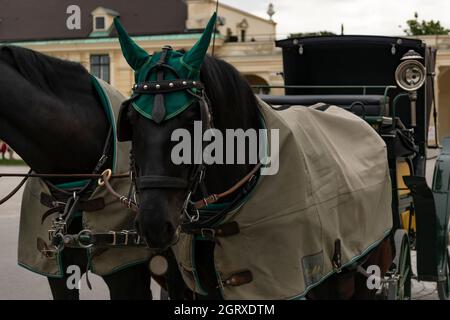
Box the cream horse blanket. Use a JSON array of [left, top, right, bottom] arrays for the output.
[[173, 97, 392, 299]]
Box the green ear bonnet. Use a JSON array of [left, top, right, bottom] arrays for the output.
[[114, 13, 217, 124]]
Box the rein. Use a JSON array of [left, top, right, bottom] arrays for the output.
[[191, 163, 262, 210], [0, 127, 127, 205], [98, 169, 138, 212], [0, 170, 129, 206], [0, 120, 146, 253], [0, 172, 130, 179], [0, 170, 31, 205]]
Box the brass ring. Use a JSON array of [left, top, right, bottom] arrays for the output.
[[98, 169, 112, 186]]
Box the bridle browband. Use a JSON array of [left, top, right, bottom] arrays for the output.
[[133, 79, 204, 95]]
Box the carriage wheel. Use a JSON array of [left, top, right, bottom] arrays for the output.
[[386, 230, 412, 300], [437, 248, 450, 300]]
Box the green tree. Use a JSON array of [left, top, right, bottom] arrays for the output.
[[404, 12, 449, 36], [289, 31, 336, 38]]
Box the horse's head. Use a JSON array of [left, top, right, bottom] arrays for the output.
[[114, 14, 216, 249]]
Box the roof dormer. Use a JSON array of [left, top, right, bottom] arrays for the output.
[[90, 7, 119, 37]]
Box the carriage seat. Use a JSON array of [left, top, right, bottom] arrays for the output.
[[259, 95, 389, 117]]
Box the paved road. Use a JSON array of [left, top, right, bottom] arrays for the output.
[[0, 155, 446, 299]]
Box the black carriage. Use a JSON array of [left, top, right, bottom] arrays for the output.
[[260, 35, 450, 300]]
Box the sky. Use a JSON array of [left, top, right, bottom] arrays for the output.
[[220, 0, 450, 38]]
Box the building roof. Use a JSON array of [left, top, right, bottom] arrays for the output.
[[0, 0, 188, 42], [91, 6, 120, 17], [218, 1, 276, 25]]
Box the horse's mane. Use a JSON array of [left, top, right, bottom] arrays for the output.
[[0, 45, 93, 98], [200, 55, 260, 130]]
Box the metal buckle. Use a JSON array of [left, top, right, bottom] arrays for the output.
[[184, 208, 200, 222], [333, 262, 342, 274], [121, 230, 129, 245], [182, 191, 192, 210], [97, 154, 108, 168], [135, 233, 141, 245], [200, 228, 216, 239], [198, 169, 205, 183], [109, 231, 117, 246], [182, 191, 200, 222], [52, 233, 65, 252], [77, 229, 94, 248], [48, 229, 56, 241]]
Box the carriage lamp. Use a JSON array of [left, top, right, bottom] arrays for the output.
[[395, 50, 426, 127]]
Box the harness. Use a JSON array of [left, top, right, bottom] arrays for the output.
[[0, 89, 146, 255], [38, 126, 147, 254]]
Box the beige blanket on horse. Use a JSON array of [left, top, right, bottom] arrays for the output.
[[173, 97, 393, 299]]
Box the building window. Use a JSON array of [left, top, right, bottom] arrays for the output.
[[90, 54, 110, 83], [95, 16, 105, 30]]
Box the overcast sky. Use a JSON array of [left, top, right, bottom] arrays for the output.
[[221, 0, 450, 37]]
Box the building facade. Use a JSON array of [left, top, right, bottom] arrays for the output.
[[0, 0, 284, 97], [1, 1, 447, 141], [415, 35, 450, 143]]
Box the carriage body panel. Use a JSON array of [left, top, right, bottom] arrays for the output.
[[276, 35, 435, 177]]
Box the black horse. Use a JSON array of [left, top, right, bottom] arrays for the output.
[[0, 45, 186, 300], [115, 14, 394, 299]]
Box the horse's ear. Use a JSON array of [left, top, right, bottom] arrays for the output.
[[114, 17, 149, 70], [183, 12, 217, 70]]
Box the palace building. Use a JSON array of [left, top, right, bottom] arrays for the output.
[[1, 0, 449, 142], [417, 35, 450, 143], [0, 0, 284, 96]]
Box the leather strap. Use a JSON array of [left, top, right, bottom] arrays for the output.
[[0, 171, 29, 205], [0, 172, 129, 179], [40, 192, 105, 212], [133, 79, 204, 94], [222, 270, 253, 287], [188, 221, 240, 239], [40, 192, 105, 224], [192, 163, 261, 209], [332, 239, 342, 272], [63, 230, 144, 248], [137, 176, 188, 189], [152, 47, 171, 123]]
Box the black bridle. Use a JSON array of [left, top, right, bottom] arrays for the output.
[[121, 46, 261, 242], [123, 46, 215, 229]]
